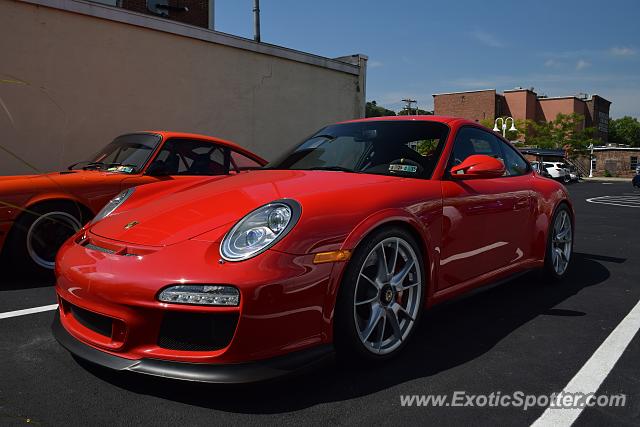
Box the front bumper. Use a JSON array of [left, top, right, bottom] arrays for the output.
[[53, 311, 333, 383], [54, 231, 337, 376]]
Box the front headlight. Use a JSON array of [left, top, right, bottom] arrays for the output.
[[91, 187, 135, 224], [220, 199, 301, 261]]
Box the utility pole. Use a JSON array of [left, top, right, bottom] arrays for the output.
[[402, 98, 417, 115], [253, 0, 261, 42]]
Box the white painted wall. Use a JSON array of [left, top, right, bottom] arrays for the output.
[[0, 0, 366, 175]]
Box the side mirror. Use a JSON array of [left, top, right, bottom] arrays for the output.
[[450, 154, 505, 179]]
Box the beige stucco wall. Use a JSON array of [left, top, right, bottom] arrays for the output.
[[0, 0, 365, 175]]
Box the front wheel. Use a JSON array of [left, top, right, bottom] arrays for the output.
[[334, 227, 425, 361], [5, 202, 84, 276], [542, 204, 573, 280]]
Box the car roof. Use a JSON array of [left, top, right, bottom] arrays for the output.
[[139, 131, 267, 165], [337, 115, 475, 126]]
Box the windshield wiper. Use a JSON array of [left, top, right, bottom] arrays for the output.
[[305, 166, 358, 173], [67, 160, 96, 170]]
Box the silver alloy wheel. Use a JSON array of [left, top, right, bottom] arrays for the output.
[[26, 211, 82, 269], [353, 237, 422, 355], [551, 210, 572, 275]]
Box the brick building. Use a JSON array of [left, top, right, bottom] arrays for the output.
[[94, 0, 210, 28], [588, 147, 640, 178], [433, 88, 612, 142], [520, 146, 639, 178]]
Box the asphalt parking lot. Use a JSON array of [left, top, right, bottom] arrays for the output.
[[1, 181, 638, 426]]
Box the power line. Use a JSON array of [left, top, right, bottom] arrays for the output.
[[401, 98, 417, 115]]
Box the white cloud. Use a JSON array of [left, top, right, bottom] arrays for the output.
[[368, 60, 383, 69], [544, 59, 559, 68], [469, 30, 504, 48], [610, 46, 636, 57], [576, 59, 590, 70]]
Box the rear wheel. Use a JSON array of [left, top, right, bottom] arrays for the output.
[[542, 204, 573, 280], [5, 202, 84, 277], [334, 227, 425, 361]]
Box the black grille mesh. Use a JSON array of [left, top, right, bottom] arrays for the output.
[[70, 305, 113, 337], [158, 312, 239, 351]]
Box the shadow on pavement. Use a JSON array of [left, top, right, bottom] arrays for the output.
[[0, 264, 54, 290], [77, 252, 617, 413]]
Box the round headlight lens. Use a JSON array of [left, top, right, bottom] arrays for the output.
[[220, 200, 300, 261], [91, 187, 135, 224], [268, 207, 291, 232]]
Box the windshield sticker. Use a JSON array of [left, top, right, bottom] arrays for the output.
[[107, 166, 134, 173], [389, 164, 417, 173]]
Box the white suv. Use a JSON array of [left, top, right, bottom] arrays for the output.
[[543, 162, 571, 183]]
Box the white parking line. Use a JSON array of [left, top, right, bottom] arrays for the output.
[[586, 195, 640, 208], [531, 298, 640, 427], [0, 304, 58, 320]]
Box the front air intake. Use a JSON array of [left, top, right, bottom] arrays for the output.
[[157, 312, 239, 351]]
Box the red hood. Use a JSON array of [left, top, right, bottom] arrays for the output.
[[90, 170, 398, 246], [0, 170, 125, 192]]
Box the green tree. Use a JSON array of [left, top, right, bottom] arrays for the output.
[[522, 113, 596, 152], [608, 116, 640, 147], [416, 139, 438, 155], [365, 101, 396, 118]]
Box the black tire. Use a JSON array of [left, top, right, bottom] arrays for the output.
[[4, 201, 85, 278], [541, 203, 574, 281], [334, 226, 426, 362]]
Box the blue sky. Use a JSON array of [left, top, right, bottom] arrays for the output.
[[216, 1, 639, 118]]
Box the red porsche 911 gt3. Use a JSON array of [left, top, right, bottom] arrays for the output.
[[53, 116, 574, 383]]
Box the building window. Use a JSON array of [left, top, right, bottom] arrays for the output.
[[631, 156, 638, 171], [598, 112, 609, 133]]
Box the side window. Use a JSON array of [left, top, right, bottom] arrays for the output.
[[148, 139, 230, 176], [230, 151, 263, 172], [498, 141, 530, 176], [448, 127, 504, 169]]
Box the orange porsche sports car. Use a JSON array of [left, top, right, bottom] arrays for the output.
[[0, 131, 266, 274]]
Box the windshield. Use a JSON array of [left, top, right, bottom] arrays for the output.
[[70, 133, 161, 173], [266, 121, 449, 179]]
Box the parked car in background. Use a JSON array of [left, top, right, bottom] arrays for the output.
[[53, 116, 575, 383], [542, 162, 571, 183], [0, 132, 266, 275], [560, 163, 580, 182], [531, 161, 553, 178]]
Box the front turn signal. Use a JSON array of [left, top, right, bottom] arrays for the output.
[[313, 250, 351, 264]]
